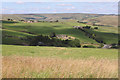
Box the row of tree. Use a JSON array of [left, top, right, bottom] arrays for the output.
[[76, 27, 105, 44], [7, 18, 59, 23]]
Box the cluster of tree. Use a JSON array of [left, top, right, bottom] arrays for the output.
[[111, 43, 119, 49], [94, 27, 98, 29], [82, 45, 96, 48], [8, 18, 13, 21], [83, 26, 98, 30], [27, 34, 81, 47], [77, 21, 87, 24], [83, 26, 91, 29], [20, 20, 25, 22], [62, 17, 72, 19], [49, 20, 59, 23], [18, 19, 59, 23], [32, 20, 59, 23]]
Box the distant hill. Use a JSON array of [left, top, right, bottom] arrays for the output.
[[2, 13, 118, 27], [83, 15, 118, 27]]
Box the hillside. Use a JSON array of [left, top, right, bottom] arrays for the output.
[[2, 21, 118, 46], [83, 15, 118, 27], [2, 13, 118, 27], [2, 20, 97, 45], [2, 13, 118, 47]]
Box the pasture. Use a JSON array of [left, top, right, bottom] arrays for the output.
[[2, 45, 118, 78], [2, 20, 118, 45]]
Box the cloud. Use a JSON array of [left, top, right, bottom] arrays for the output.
[[57, 4, 72, 6], [71, 6, 75, 9], [16, 1, 24, 4], [46, 6, 51, 9], [2, 8, 8, 11], [64, 6, 76, 11]]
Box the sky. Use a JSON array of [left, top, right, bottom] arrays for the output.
[[2, 2, 118, 14], [1, 0, 119, 2]]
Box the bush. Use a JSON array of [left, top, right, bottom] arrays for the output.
[[99, 43, 104, 48], [94, 27, 98, 29], [50, 32, 56, 37], [83, 26, 91, 29], [83, 45, 96, 48], [55, 20, 59, 22], [27, 35, 81, 47], [111, 43, 119, 49], [66, 39, 81, 47]]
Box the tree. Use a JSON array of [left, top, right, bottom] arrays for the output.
[[111, 43, 119, 49], [50, 32, 56, 37], [20, 20, 25, 22], [27, 34, 81, 47], [94, 27, 98, 29], [8, 18, 13, 21], [8, 19, 11, 21], [55, 20, 59, 22], [83, 26, 91, 29]]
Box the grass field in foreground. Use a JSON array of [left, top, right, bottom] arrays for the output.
[[2, 45, 118, 78], [2, 45, 118, 59]]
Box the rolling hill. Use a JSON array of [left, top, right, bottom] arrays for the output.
[[2, 13, 118, 27], [2, 14, 118, 46]]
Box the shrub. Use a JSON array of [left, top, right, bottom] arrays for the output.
[[50, 32, 56, 37], [66, 39, 81, 47], [55, 20, 59, 22], [111, 43, 119, 49], [83, 45, 96, 48], [94, 27, 98, 29], [99, 43, 104, 48], [83, 26, 91, 29], [27, 35, 81, 47]]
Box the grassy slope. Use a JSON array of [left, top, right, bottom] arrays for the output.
[[2, 21, 98, 44], [2, 29, 34, 45], [96, 26, 118, 34], [2, 14, 118, 45], [85, 29, 118, 44], [2, 45, 118, 59], [3, 20, 118, 44], [82, 15, 118, 27]]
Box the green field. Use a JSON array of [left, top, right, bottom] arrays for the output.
[[2, 45, 118, 59], [2, 19, 118, 45], [2, 45, 118, 78]]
